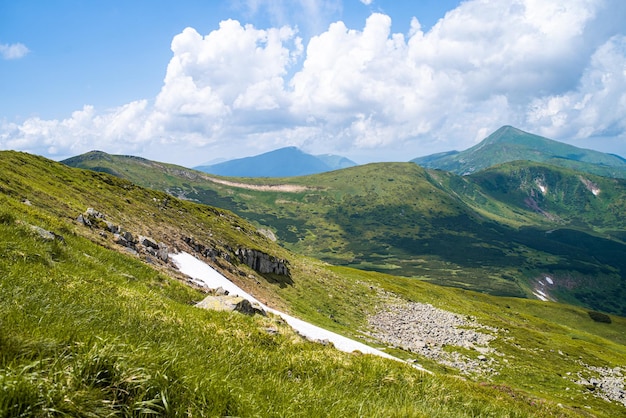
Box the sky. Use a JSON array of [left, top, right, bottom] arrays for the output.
[[1, 0, 626, 167]]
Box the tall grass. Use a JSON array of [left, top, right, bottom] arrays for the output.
[[0, 203, 580, 417]]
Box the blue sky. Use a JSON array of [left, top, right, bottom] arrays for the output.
[[1, 0, 625, 166]]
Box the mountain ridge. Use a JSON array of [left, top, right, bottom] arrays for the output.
[[193, 146, 357, 177], [63, 150, 626, 315], [412, 125, 626, 178], [3, 150, 626, 416]]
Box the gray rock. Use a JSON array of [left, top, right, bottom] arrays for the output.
[[30, 225, 55, 241], [367, 301, 500, 376], [236, 248, 290, 276], [85, 208, 105, 219], [214, 286, 229, 296], [156, 245, 169, 262], [121, 231, 134, 243], [105, 221, 119, 233], [139, 235, 158, 249], [77, 214, 91, 226], [195, 295, 266, 316]]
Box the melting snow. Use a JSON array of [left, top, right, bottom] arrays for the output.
[[545, 276, 554, 285], [170, 252, 420, 367], [533, 291, 549, 301]]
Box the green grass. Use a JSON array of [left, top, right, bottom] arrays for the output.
[[2, 150, 625, 416], [0, 200, 579, 417], [63, 151, 626, 314]]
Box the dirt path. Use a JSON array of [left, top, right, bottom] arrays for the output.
[[203, 176, 312, 192]]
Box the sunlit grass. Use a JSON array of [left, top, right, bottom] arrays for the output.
[[1, 151, 624, 416]]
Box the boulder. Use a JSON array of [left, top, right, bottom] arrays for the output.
[[139, 235, 159, 249], [105, 221, 119, 234], [195, 295, 266, 316], [156, 243, 169, 262], [30, 225, 55, 241]]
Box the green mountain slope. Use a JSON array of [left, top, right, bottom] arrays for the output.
[[3, 150, 626, 416], [193, 146, 357, 177], [412, 126, 626, 178], [64, 152, 626, 315]]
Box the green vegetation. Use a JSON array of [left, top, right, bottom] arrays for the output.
[[412, 125, 626, 179], [6, 151, 621, 416], [65, 151, 626, 315]]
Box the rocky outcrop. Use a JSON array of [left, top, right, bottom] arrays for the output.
[[235, 248, 290, 276], [181, 236, 289, 276], [76, 208, 168, 262], [181, 236, 231, 263]]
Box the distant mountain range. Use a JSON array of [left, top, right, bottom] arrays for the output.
[[412, 126, 626, 179], [63, 147, 626, 316], [194, 146, 357, 177], [6, 150, 626, 416], [193, 126, 626, 179]]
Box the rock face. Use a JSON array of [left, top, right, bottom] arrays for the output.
[[235, 248, 290, 276], [182, 236, 289, 276]]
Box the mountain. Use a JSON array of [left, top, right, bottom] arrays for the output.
[[5, 150, 626, 416], [193, 146, 357, 177], [412, 126, 626, 178], [64, 151, 626, 316]]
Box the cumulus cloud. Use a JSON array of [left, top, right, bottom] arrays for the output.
[[0, 42, 29, 60], [0, 101, 150, 157], [2, 0, 626, 164], [526, 35, 626, 140]]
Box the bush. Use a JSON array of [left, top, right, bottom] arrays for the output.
[[0, 211, 15, 225], [587, 310, 612, 323]]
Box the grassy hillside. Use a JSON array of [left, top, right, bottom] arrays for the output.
[[2, 150, 626, 416], [65, 152, 626, 315], [412, 126, 626, 179]]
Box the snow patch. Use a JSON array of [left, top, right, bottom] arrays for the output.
[[579, 176, 601, 196], [534, 178, 547, 194], [170, 252, 422, 368], [533, 291, 549, 301], [545, 276, 554, 285]]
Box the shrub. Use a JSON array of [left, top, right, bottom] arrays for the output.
[[587, 310, 612, 323], [0, 211, 15, 225]]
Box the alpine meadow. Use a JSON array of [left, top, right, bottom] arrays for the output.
[[1, 124, 624, 416], [3, 1, 626, 415]]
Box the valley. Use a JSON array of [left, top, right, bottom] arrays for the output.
[[65, 152, 626, 316], [1, 136, 625, 415]]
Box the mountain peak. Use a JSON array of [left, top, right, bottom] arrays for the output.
[[194, 147, 356, 177], [411, 126, 626, 178], [481, 125, 534, 146]]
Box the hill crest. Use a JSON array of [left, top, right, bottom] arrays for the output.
[[412, 126, 626, 178]]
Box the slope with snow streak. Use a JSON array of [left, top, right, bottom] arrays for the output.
[[170, 252, 423, 367]]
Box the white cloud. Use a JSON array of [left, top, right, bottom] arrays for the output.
[[0, 42, 29, 60], [526, 35, 626, 140], [2, 0, 626, 164]]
